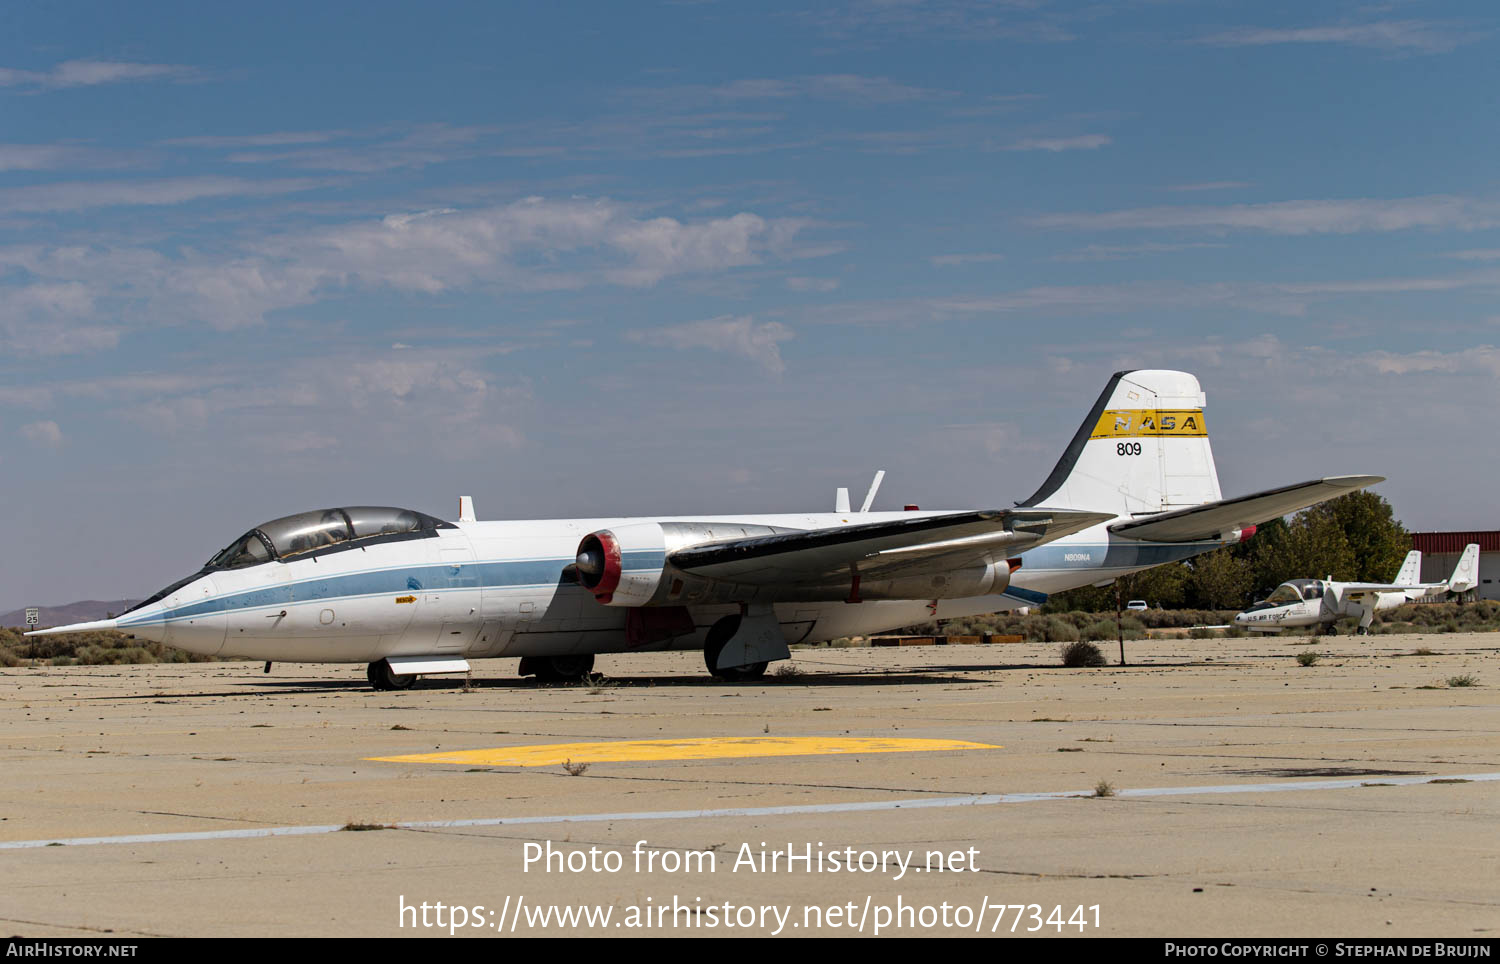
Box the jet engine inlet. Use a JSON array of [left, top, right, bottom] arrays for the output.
[[576, 531, 623, 602]]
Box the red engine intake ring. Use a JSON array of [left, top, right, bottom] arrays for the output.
[[578, 531, 623, 603]]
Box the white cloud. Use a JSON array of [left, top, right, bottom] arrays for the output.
[[0, 197, 815, 341], [20, 420, 63, 447], [0, 176, 332, 213], [0, 59, 193, 89], [0, 144, 150, 173], [627, 74, 951, 108], [605, 211, 773, 286], [1359, 346, 1500, 378], [799, 270, 1500, 326], [929, 252, 1006, 266], [1166, 181, 1253, 193], [1030, 195, 1500, 235], [627, 315, 794, 374], [1053, 242, 1226, 262], [162, 131, 344, 148], [1002, 134, 1110, 152], [786, 276, 840, 292], [1198, 21, 1478, 55]]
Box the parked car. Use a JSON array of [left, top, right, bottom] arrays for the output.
[[1126, 600, 1149, 611]]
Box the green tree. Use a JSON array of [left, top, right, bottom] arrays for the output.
[[1187, 548, 1255, 609], [1322, 491, 1410, 581]]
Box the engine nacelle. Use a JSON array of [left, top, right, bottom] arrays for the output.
[[575, 521, 796, 606], [574, 523, 669, 606]]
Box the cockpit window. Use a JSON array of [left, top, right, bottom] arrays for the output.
[[203, 505, 448, 569], [1266, 585, 1303, 605], [260, 509, 352, 559], [207, 530, 273, 570], [344, 506, 427, 538]]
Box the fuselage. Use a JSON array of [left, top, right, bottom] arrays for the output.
[[113, 510, 1227, 664], [1234, 578, 1417, 632]]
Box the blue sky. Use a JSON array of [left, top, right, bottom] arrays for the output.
[[3, 1, 1498, 610]]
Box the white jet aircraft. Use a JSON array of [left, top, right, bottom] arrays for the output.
[[30, 370, 1381, 688], [1234, 544, 1479, 635]]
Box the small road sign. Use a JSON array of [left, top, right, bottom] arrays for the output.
[[25, 608, 39, 626]]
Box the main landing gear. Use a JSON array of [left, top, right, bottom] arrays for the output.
[[703, 615, 769, 681], [367, 659, 416, 691], [518, 654, 596, 683]]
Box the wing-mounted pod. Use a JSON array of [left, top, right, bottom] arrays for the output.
[[575, 521, 798, 606]]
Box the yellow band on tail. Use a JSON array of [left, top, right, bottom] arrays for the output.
[[1089, 409, 1206, 439]]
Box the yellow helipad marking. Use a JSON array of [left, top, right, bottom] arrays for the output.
[[367, 736, 1000, 768]]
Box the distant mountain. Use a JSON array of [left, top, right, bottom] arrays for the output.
[[1, 599, 141, 629]]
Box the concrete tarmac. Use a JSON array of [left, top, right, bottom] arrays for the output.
[[2, 633, 1497, 938]]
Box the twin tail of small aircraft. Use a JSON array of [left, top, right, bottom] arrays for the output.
[[30, 370, 1383, 688]]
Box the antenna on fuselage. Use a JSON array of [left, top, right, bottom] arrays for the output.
[[459, 496, 477, 522], [835, 488, 851, 513]]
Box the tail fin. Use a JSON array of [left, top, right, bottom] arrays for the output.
[[1447, 544, 1480, 594], [1394, 550, 1421, 585], [1022, 370, 1222, 516]]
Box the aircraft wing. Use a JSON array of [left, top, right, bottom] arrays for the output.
[[1108, 475, 1384, 543], [1340, 585, 1417, 603], [668, 508, 1113, 585]]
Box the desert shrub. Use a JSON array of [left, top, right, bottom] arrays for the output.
[[1080, 619, 1118, 642], [1060, 641, 1107, 667], [1296, 651, 1321, 666], [1043, 617, 1080, 643], [0, 627, 214, 664]]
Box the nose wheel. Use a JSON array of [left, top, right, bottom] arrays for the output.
[[367, 659, 416, 691]]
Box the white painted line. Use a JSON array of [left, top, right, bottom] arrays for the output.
[[3, 772, 1496, 851]]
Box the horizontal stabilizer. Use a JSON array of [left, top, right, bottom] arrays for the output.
[[1109, 475, 1384, 543], [670, 508, 1112, 585]]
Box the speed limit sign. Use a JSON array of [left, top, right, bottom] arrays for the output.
[[25, 608, 38, 626]]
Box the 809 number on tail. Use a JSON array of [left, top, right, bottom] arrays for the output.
[[1116, 442, 1142, 456]]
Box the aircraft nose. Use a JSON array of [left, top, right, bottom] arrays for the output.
[[154, 572, 228, 656]]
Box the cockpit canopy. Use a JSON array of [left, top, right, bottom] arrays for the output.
[[1253, 579, 1324, 608], [206, 506, 451, 569]]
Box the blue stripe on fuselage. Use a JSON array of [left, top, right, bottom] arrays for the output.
[[1018, 541, 1218, 571], [119, 551, 666, 627]]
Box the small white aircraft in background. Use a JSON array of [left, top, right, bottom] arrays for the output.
[[30, 369, 1381, 688], [1234, 544, 1480, 635]]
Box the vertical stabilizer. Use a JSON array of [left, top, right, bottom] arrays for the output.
[[1394, 550, 1421, 585], [1448, 544, 1480, 594], [1021, 370, 1222, 517]]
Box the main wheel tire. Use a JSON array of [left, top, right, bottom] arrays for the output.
[[547, 653, 595, 683], [519, 654, 596, 682], [702, 615, 768, 681], [367, 659, 416, 691]]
